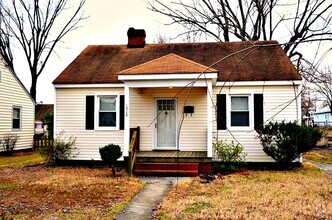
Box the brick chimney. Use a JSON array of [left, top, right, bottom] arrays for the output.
[[127, 27, 146, 48]]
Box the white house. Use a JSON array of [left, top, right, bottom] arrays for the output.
[[312, 107, 332, 127], [0, 56, 35, 151], [53, 28, 302, 175]]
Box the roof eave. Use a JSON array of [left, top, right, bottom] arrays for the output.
[[118, 72, 218, 82]]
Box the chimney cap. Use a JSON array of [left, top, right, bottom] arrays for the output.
[[127, 27, 146, 38]]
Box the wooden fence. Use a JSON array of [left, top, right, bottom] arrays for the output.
[[33, 137, 53, 148]]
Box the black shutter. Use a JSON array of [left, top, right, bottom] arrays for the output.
[[217, 94, 227, 130], [120, 95, 125, 130], [254, 94, 264, 130], [85, 96, 95, 130]]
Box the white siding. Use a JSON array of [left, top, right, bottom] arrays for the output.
[[0, 59, 35, 150], [130, 87, 207, 151], [212, 85, 300, 162], [55, 88, 124, 160], [56, 83, 300, 162]]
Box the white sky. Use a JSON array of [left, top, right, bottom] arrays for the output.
[[16, 0, 178, 104], [11, 0, 332, 104]]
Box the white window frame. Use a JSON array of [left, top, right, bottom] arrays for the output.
[[227, 94, 254, 131], [12, 106, 22, 130], [95, 93, 120, 130]]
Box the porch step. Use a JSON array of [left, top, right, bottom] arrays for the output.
[[135, 151, 211, 163], [134, 162, 199, 177]]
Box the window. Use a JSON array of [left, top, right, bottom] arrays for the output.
[[217, 93, 263, 130], [230, 96, 249, 127], [13, 107, 21, 130], [98, 96, 117, 127], [36, 122, 43, 129], [86, 95, 125, 131]]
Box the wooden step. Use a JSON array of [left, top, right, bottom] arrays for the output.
[[134, 162, 199, 177]]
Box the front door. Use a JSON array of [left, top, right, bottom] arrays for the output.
[[155, 99, 177, 149]]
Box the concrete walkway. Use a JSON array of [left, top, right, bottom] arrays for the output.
[[115, 177, 190, 220], [312, 162, 332, 177]]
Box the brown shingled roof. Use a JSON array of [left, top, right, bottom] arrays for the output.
[[118, 53, 218, 75], [53, 41, 301, 84], [35, 104, 54, 121]]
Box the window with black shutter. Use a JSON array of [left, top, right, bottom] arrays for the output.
[[86, 95, 125, 130]]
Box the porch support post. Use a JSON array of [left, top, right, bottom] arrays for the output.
[[207, 80, 213, 157], [123, 84, 130, 157]]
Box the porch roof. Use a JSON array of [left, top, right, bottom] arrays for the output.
[[117, 53, 218, 75]]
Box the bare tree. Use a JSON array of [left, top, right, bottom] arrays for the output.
[[0, 0, 86, 101], [301, 84, 317, 123], [155, 33, 170, 43], [0, 0, 14, 70], [148, 0, 332, 64], [310, 67, 332, 114]]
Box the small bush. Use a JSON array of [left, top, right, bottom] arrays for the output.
[[99, 144, 122, 176], [41, 112, 54, 139], [213, 140, 247, 170], [1, 133, 19, 156], [37, 131, 77, 165], [256, 121, 322, 168]]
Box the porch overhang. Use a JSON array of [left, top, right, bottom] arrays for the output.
[[122, 76, 215, 158]]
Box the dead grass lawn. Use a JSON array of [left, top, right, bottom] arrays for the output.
[[0, 152, 143, 219], [304, 148, 332, 164], [0, 151, 44, 167], [157, 163, 332, 220]]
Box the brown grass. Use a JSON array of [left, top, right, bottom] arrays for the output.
[[157, 163, 332, 220], [304, 148, 332, 164], [0, 152, 143, 219], [0, 150, 44, 167]]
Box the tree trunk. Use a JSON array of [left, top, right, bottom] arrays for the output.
[[30, 74, 37, 101], [111, 164, 116, 177]]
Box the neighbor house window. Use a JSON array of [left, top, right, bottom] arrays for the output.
[[36, 122, 43, 129], [13, 107, 21, 130], [230, 96, 249, 127]]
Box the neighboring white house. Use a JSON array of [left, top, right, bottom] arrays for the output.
[[312, 107, 332, 127], [0, 56, 35, 150], [53, 28, 302, 163]]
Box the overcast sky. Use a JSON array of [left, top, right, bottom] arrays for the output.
[[16, 0, 177, 104], [12, 0, 332, 104]]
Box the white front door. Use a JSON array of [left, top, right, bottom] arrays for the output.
[[155, 99, 177, 149]]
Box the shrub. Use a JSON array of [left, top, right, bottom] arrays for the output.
[[1, 133, 19, 156], [41, 112, 54, 139], [213, 140, 247, 170], [99, 144, 122, 176], [256, 121, 322, 168], [38, 131, 77, 165]]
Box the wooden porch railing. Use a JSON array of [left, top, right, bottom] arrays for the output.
[[128, 127, 140, 176]]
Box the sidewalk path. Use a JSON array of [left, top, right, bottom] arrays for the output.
[[313, 162, 332, 177], [115, 177, 190, 220]]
